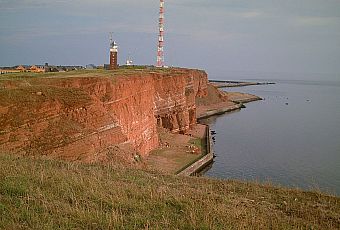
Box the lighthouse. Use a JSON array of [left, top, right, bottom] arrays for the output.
[[109, 33, 118, 70]]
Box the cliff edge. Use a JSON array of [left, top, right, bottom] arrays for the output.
[[0, 68, 208, 162]]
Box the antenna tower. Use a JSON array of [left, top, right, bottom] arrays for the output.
[[156, 0, 165, 67]]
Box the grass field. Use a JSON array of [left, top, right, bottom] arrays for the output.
[[0, 67, 186, 81], [0, 154, 339, 229]]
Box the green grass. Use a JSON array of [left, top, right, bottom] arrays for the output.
[[0, 86, 91, 107], [0, 67, 190, 81], [189, 137, 207, 156], [189, 138, 202, 147], [0, 69, 146, 79], [0, 69, 98, 79], [0, 154, 339, 229], [173, 137, 208, 174]]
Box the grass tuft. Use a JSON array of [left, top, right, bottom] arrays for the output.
[[0, 153, 339, 229]]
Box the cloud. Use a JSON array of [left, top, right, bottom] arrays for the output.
[[0, 0, 155, 11], [0, 0, 64, 10], [295, 16, 339, 26], [0, 22, 155, 44], [230, 11, 263, 19]]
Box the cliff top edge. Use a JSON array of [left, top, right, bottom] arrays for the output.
[[0, 67, 206, 81]]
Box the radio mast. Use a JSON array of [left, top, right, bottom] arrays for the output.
[[156, 0, 165, 67]]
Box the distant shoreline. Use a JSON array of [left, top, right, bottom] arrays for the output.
[[209, 80, 275, 88]]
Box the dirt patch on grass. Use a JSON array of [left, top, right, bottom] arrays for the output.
[[146, 128, 205, 174], [0, 85, 91, 108], [187, 124, 206, 139]]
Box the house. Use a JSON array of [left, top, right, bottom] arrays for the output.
[[16, 65, 26, 72], [86, 64, 97, 70], [1, 64, 86, 75], [0, 68, 21, 74], [29, 65, 45, 73]]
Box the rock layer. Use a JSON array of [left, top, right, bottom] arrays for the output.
[[0, 68, 207, 161]]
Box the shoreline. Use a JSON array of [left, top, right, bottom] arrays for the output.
[[147, 82, 263, 176], [197, 92, 262, 119], [177, 86, 262, 176], [197, 103, 243, 120]]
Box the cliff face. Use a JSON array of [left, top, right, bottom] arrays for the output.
[[0, 69, 207, 161], [154, 70, 207, 133]]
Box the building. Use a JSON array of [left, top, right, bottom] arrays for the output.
[[86, 64, 97, 70], [0, 64, 86, 75], [126, 58, 133, 66], [103, 64, 111, 70], [29, 65, 45, 73], [16, 65, 26, 72], [0, 68, 21, 74], [0, 65, 43, 74], [109, 33, 118, 70]]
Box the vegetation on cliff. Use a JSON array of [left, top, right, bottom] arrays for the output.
[[0, 68, 185, 80], [0, 154, 339, 229], [0, 68, 207, 158]]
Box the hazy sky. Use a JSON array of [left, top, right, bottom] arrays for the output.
[[1, 0, 340, 80]]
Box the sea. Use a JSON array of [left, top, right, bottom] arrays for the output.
[[200, 76, 340, 196]]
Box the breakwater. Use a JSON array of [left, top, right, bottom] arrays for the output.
[[210, 80, 275, 88]]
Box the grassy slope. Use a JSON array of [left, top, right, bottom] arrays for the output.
[[0, 68, 183, 80], [0, 154, 339, 229]]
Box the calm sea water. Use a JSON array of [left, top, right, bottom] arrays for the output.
[[201, 79, 340, 195]]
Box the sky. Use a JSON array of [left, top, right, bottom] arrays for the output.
[[1, 0, 340, 80]]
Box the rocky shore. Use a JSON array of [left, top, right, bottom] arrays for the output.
[[196, 83, 262, 119]]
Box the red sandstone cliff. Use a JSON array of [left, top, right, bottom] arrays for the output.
[[0, 68, 207, 162]]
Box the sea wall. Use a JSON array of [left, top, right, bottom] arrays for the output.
[[177, 125, 214, 176], [0, 69, 208, 161]]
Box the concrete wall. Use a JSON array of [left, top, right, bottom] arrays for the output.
[[177, 125, 214, 176]]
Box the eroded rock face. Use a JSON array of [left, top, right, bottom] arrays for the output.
[[0, 68, 208, 161], [154, 69, 207, 133]]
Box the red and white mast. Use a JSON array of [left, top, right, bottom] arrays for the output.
[[156, 0, 165, 67]]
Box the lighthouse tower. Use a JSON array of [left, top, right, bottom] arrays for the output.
[[109, 33, 118, 70], [156, 0, 165, 67]]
